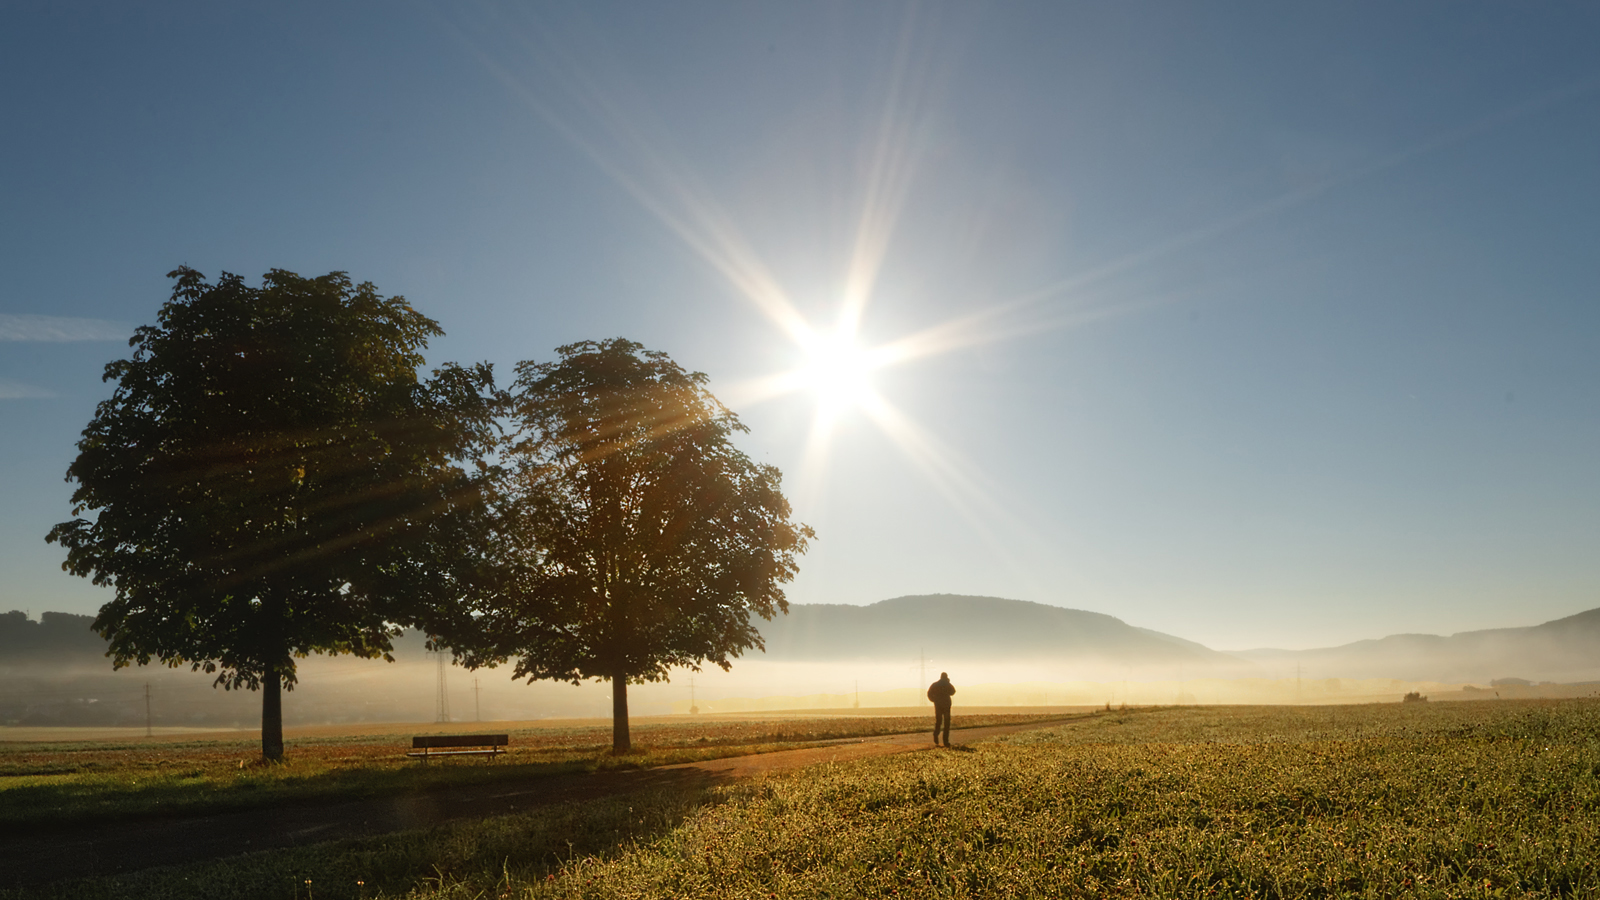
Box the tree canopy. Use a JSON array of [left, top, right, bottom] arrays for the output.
[[47, 267, 497, 760], [447, 338, 812, 752]]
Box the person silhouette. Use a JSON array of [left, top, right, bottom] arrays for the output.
[[927, 672, 956, 746]]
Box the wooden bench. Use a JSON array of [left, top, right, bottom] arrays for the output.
[[407, 734, 509, 760]]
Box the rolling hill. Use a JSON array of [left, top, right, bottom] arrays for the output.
[[1235, 606, 1600, 683], [8, 596, 1599, 686], [755, 594, 1245, 670]]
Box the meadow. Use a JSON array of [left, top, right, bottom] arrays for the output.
[[0, 712, 1056, 828], [6, 700, 1599, 899]]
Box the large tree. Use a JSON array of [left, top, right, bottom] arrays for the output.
[[449, 339, 812, 753], [47, 267, 496, 760]]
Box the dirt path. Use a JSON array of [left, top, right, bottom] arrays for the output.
[[2, 717, 1077, 888], [657, 718, 1059, 777]]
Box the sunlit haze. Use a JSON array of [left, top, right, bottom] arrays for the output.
[[3, 2, 1599, 659]]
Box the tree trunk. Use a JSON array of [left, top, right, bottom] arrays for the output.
[[262, 666, 284, 762], [611, 668, 631, 754]]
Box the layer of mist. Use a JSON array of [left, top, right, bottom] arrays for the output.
[[5, 597, 1599, 729]]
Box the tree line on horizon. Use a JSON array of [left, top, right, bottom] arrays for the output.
[[0, 610, 107, 662], [46, 267, 813, 760]]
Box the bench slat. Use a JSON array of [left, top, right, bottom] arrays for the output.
[[412, 734, 509, 749]]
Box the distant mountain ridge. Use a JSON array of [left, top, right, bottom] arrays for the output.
[[755, 594, 1600, 683], [756, 594, 1243, 669], [8, 597, 1600, 684], [1236, 606, 1600, 683]]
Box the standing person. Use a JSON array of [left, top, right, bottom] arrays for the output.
[[928, 672, 956, 746]]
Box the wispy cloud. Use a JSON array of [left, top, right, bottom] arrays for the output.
[[0, 313, 130, 342], [0, 379, 56, 399]]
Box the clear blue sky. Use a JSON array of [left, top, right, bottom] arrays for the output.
[[3, 2, 1597, 651]]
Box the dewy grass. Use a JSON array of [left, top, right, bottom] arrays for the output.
[[0, 714, 1056, 829], [490, 701, 1600, 900], [10, 701, 1599, 899]]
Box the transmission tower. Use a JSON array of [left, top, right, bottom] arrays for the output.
[[432, 640, 450, 723], [911, 648, 933, 704]]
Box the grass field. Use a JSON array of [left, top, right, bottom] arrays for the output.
[[0, 712, 1057, 828], [7, 700, 1599, 899]]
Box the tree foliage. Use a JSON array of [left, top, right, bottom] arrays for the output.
[[447, 339, 812, 752], [47, 267, 497, 759]]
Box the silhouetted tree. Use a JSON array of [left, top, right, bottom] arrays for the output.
[[447, 339, 811, 753], [47, 267, 497, 761]]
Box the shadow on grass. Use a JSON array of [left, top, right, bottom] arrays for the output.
[[0, 738, 817, 835], [4, 766, 736, 899], [0, 756, 599, 834]]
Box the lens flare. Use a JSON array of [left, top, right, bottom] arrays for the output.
[[799, 327, 877, 412]]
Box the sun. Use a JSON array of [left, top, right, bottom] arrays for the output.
[[798, 327, 878, 411]]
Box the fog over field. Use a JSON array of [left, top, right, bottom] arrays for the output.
[[5, 595, 1597, 729]]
